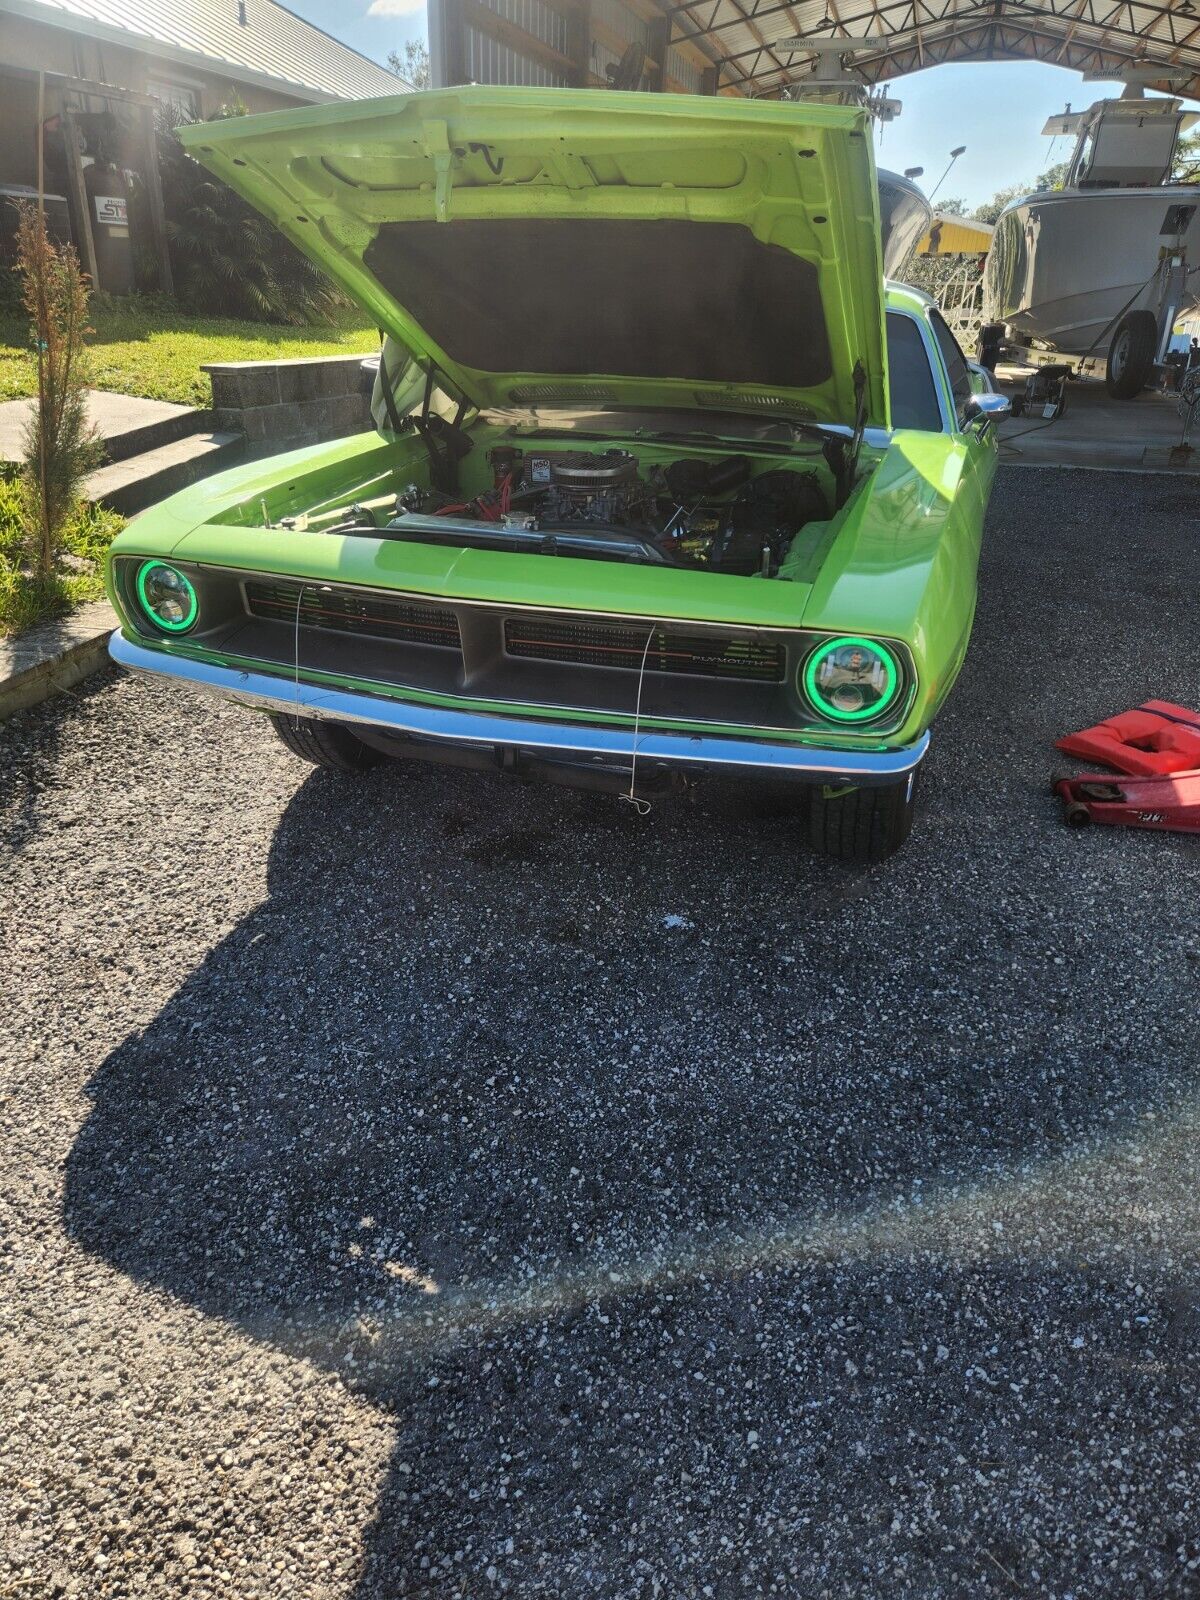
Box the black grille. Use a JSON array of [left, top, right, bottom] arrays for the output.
[[244, 580, 461, 650], [504, 617, 785, 683]]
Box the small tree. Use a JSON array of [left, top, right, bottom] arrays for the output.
[[1173, 129, 1200, 182], [15, 204, 101, 582], [1035, 160, 1069, 191], [972, 182, 1028, 225], [388, 39, 431, 90]]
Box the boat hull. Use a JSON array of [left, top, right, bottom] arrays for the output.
[[878, 169, 933, 279], [983, 187, 1200, 355]]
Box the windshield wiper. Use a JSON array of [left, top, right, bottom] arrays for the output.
[[633, 416, 833, 447]]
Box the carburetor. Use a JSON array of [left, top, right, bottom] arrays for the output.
[[529, 449, 653, 526]]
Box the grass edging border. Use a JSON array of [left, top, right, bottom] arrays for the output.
[[0, 600, 117, 720]]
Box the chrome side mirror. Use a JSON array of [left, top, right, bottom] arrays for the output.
[[964, 391, 1011, 434]]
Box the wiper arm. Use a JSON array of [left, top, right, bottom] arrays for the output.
[[631, 427, 722, 443], [635, 417, 832, 446]]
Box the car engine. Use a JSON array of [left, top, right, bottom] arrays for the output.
[[531, 449, 656, 528], [323, 445, 830, 576]]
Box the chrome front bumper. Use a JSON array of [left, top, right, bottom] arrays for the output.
[[109, 631, 930, 786]]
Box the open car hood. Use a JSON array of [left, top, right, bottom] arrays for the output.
[[180, 87, 888, 431]]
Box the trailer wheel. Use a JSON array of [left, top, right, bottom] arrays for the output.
[[1106, 312, 1156, 399]]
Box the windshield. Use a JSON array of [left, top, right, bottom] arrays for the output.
[[886, 312, 943, 432], [482, 407, 833, 445]]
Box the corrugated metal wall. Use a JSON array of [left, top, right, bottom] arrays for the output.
[[465, 0, 571, 86], [666, 47, 701, 94], [464, 33, 569, 86], [432, 0, 718, 95]]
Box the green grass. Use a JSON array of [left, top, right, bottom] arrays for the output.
[[0, 474, 125, 637], [0, 294, 377, 408], [0, 292, 374, 631]]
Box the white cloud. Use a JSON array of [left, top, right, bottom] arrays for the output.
[[367, 0, 425, 14]]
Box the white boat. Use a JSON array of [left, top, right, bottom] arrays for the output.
[[983, 92, 1200, 395], [877, 169, 933, 279], [775, 41, 933, 280]]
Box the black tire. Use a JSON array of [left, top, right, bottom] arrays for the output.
[[1106, 311, 1157, 399], [269, 713, 382, 771], [976, 322, 1004, 373], [808, 774, 917, 863]]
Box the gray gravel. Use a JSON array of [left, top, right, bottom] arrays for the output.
[[4, 465, 1200, 1599]]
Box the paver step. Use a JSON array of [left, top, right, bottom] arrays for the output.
[[0, 390, 207, 466], [98, 405, 211, 464], [85, 431, 244, 516]]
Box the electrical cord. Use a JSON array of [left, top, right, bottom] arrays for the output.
[[1000, 414, 1062, 447], [1001, 256, 1200, 453]]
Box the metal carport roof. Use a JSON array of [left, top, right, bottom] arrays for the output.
[[672, 0, 1200, 100]]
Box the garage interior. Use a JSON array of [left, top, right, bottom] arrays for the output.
[[430, 0, 1200, 469]]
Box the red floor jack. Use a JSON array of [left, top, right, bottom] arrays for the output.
[[1053, 700, 1200, 833], [1052, 770, 1200, 832]]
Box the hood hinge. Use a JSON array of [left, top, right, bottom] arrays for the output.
[[825, 361, 869, 508], [386, 359, 474, 494], [851, 360, 867, 458], [845, 359, 868, 494]]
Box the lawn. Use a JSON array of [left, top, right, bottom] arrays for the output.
[[0, 295, 378, 634], [0, 475, 124, 637], [0, 295, 378, 408]]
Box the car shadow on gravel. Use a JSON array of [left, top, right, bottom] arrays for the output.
[[0, 696, 69, 855], [62, 667, 1200, 1600]]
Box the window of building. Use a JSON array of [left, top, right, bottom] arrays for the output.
[[146, 78, 201, 120]]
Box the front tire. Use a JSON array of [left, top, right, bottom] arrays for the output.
[[269, 713, 382, 771], [809, 774, 917, 863], [1106, 311, 1156, 399]]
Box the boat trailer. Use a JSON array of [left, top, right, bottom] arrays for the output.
[[981, 224, 1197, 397]]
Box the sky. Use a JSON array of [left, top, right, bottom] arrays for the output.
[[282, 0, 1138, 210]]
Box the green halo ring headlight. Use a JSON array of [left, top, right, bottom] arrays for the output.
[[802, 635, 901, 724], [135, 560, 198, 633]]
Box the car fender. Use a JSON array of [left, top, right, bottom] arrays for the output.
[[800, 431, 983, 733]]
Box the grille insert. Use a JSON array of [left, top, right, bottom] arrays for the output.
[[245, 579, 461, 650], [504, 618, 785, 683]]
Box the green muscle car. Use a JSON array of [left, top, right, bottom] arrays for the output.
[[105, 87, 1008, 861]]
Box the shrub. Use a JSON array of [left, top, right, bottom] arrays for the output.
[[155, 107, 345, 326], [0, 473, 122, 635], [15, 204, 102, 583]]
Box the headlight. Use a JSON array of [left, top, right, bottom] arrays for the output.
[[135, 561, 198, 633], [802, 635, 901, 724]]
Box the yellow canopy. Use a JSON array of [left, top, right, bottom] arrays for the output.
[[917, 213, 995, 256]]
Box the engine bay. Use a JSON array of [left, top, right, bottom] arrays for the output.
[[296, 444, 832, 578]]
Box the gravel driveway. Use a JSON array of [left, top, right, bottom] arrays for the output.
[[4, 466, 1200, 1600]]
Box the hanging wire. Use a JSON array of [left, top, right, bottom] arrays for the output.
[[619, 626, 657, 817]]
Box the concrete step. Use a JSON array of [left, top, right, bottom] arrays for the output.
[[99, 404, 212, 464], [0, 390, 207, 466], [86, 431, 244, 516]]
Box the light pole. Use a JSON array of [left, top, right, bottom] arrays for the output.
[[928, 145, 966, 202]]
